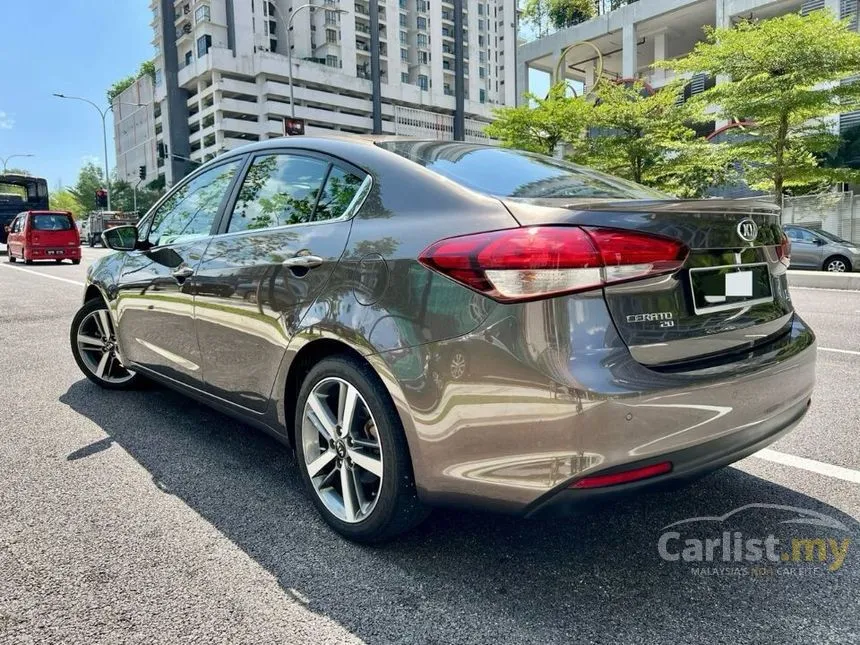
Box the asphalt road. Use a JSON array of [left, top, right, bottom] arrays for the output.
[[1, 246, 858, 644]]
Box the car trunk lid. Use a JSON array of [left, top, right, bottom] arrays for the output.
[[503, 197, 793, 368]]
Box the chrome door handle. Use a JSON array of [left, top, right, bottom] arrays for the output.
[[172, 267, 194, 280], [282, 255, 324, 269]]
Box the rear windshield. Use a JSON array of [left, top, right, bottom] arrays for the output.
[[375, 141, 667, 199], [31, 213, 73, 231]]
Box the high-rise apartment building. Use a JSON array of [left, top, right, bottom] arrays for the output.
[[145, 0, 518, 184]]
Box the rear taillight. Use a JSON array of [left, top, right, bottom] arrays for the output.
[[776, 232, 791, 268], [570, 461, 673, 489], [418, 226, 688, 302]]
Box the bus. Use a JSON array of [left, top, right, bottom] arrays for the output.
[[1, 174, 49, 244]]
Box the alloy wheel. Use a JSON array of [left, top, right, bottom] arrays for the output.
[[301, 377, 383, 523], [826, 259, 847, 272], [76, 309, 136, 384]]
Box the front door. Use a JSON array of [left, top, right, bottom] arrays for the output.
[[115, 158, 245, 386], [786, 227, 822, 269], [194, 151, 368, 411]]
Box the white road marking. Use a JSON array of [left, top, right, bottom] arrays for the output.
[[752, 448, 860, 484], [0, 263, 85, 286], [819, 347, 860, 357]]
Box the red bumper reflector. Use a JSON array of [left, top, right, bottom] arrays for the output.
[[570, 461, 673, 489]]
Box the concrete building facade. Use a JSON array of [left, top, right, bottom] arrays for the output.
[[145, 0, 519, 185], [112, 75, 159, 186], [516, 0, 852, 121]]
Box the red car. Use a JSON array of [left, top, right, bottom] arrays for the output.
[[5, 210, 81, 265]]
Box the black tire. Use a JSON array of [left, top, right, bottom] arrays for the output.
[[294, 355, 428, 543], [24, 257, 33, 265], [823, 255, 851, 273], [72, 259, 81, 265], [7, 248, 14, 263], [70, 298, 142, 390], [55, 259, 63, 264]]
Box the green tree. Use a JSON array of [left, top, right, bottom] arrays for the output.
[[664, 10, 860, 200], [521, 0, 551, 37], [486, 83, 593, 155], [107, 75, 136, 103], [547, 0, 595, 29], [50, 189, 84, 217], [581, 80, 735, 195], [69, 161, 106, 212]]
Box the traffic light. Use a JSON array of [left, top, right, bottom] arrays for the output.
[[283, 117, 305, 136], [139, 165, 146, 180], [96, 189, 108, 209]]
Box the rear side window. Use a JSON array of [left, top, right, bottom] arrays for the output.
[[227, 154, 364, 233], [30, 213, 73, 231], [375, 141, 666, 199]]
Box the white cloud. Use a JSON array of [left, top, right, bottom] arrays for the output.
[[0, 111, 13, 129]]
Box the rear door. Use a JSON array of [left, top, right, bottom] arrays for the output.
[[193, 150, 369, 411], [6, 214, 24, 254], [27, 212, 78, 252], [785, 227, 821, 269], [114, 158, 245, 386]]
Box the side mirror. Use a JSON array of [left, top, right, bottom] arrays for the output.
[[815, 238, 827, 246], [102, 225, 138, 251]]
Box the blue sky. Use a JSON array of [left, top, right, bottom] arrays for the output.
[[0, 1, 154, 190]]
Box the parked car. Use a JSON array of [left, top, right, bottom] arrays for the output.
[[70, 137, 816, 543], [783, 224, 860, 272], [6, 210, 81, 265]]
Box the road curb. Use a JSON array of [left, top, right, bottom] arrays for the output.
[[787, 270, 860, 291]]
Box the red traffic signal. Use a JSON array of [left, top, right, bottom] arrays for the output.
[[283, 117, 305, 136]]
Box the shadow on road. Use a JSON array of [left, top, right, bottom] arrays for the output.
[[60, 379, 859, 643]]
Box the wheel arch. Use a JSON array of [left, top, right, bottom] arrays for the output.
[[823, 254, 852, 272], [279, 337, 422, 482]]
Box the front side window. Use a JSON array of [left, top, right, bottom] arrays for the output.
[[146, 159, 243, 246], [227, 154, 363, 233], [786, 228, 817, 243]]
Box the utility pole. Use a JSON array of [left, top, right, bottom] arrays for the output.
[[453, 0, 465, 141], [370, 0, 382, 134]]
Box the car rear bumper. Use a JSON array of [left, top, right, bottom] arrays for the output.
[[25, 246, 81, 260], [377, 292, 816, 514], [524, 394, 810, 518]]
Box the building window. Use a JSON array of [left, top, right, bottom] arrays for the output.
[[418, 74, 428, 90], [400, 13, 407, 27], [478, 19, 484, 31], [196, 34, 212, 58], [400, 29, 408, 42], [419, 50, 428, 64], [479, 35, 484, 47], [325, 10, 338, 24], [480, 89, 486, 103], [270, 38, 277, 52], [326, 54, 339, 68], [399, 0, 407, 7], [195, 4, 210, 23], [417, 33, 428, 48], [326, 28, 337, 43], [479, 51, 486, 63], [184, 50, 193, 66], [479, 66, 486, 79], [154, 69, 163, 86], [417, 16, 427, 29], [401, 72, 409, 83], [401, 48, 408, 61]]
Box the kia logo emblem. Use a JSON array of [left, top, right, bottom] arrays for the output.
[[737, 219, 758, 243]]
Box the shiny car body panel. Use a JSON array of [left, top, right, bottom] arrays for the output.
[[81, 136, 816, 516]]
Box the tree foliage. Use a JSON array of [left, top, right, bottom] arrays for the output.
[[548, 0, 595, 29], [664, 10, 860, 199], [107, 59, 156, 102], [580, 80, 736, 195], [50, 189, 84, 217], [522, 0, 596, 35], [486, 83, 593, 156]]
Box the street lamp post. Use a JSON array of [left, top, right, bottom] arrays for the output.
[[52, 94, 145, 212], [2, 154, 35, 173], [270, 3, 349, 119]]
